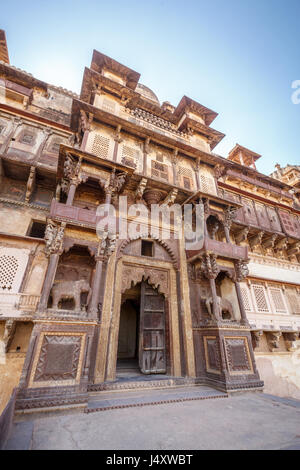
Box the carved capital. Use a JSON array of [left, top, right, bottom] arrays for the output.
[[249, 231, 264, 250], [98, 230, 118, 260], [163, 188, 178, 206], [44, 220, 66, 257], [214, 164, 227, 180], [283, 332, 299, 351], [135, 177, 148, 202], [200, 254, 219, 280], [235, 227, 249, 245], [224, 205, 237, 229], [235, 259, 249, 282]]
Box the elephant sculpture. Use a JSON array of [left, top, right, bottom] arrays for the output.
[[51, 279, 92, 311], [205, 296, 234, 320]]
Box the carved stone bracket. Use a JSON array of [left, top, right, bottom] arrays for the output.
[[274, 237, 288, 252], [283, 332, 299, 352], [251, 330, 263, 349], [224, 206, 237, 229], [44, 220, 66, 257], [287, 241, 300, 257], [25, 166, 36, 203], [267, 331, 282, 351], [214, 164, 227, 180], [97, 230, 118, 260], [234, 259, 250, 282], [262, 233, 278, 250], [3, 319, 16, 353], [200, 254, 219, 280], [249, 231, 264, 250], [163, 188, 178, 206], [135, 177, 147, 202], [235, 227, 249, 245]]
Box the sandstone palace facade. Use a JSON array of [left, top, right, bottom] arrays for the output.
[[0, 30, 299, 413]]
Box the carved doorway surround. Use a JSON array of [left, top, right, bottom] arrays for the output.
[[103, 255, 182, 382]]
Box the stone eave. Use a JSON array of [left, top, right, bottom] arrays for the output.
[[57, 144, 136, 181], [182, 189, 243, 209], [0, 62, 48, 93], [228, 144, 261, 162], [0, 102, 72, 133], [80, 67, 137, 103], [91, 50, 140, 90], [173, 96, 218, 126], [177, 116, 225, 149], [71, 98, 231, 171]]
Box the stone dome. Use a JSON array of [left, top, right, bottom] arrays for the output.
[[136, 83, 160, 105]]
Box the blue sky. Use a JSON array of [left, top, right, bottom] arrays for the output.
[[2, 0, 299, 175]]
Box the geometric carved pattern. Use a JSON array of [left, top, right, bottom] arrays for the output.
[[240, 285, 252, 311], [0, 254, 18, 291], [199, 174, 216, 195], [269, 286, 286, 313], [34, 335, 81, 382], [205, 337, 221, 372], [91, 134, 110, 159], [252, 283, 269, 312], [286, 288, 300, 314], [224, 338, 251, 372]]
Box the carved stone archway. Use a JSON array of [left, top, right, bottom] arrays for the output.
[[118, 235, 178, 269], [121, 265, 169, 298]]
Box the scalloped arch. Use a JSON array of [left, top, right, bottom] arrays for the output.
[[118, 235, 178, 268]]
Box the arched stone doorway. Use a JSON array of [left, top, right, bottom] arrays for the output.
[[117, 280, 167, 376]]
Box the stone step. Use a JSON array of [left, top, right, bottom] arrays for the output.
[[86, 385, 228, 413]]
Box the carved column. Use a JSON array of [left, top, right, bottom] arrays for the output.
[[224, 206, 237, 243], [25, 166, 36, 203], [113, 125, 122, 162], [192, 157, 201, 190], [38, 221, 66, 312], [66, 177, 80, 205], [143, 137, 150, 176], [63, 153, 83, 206], [234, 259, 250, 325], [89, 233, 117, 319], [171, 149, 179, 185], [201, 254, 220, 320]]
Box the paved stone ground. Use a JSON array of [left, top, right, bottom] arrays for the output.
[[5, 392, 300, 450]]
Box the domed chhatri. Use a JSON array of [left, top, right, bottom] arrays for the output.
[[136, 83, 160, 105]]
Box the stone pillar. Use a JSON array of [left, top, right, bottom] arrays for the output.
[[38, 252, 60, 311], [113, 125, 122, 162], [193, 157, 201, 190], [66, 179, 78, 206], [234, 259, 250, 325], [171, 149, 178, 185], [88, 255, 105, 319], [209, 277, 220, 320], [201, 253, 220, 320], [143, 137, 150, 176], [224, 206, 237, 243], [38, 220, 66, 312]]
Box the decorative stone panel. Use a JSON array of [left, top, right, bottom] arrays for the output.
[[29, 332, 86, 388], [224, 337, 253, 373], [203, 336, 221, 374]]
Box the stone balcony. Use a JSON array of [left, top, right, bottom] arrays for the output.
[[50, 200, 99, 227], [0, 293, 40, 317], [186, 237, 248, 261]]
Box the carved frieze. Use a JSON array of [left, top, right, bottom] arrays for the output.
[[121, 265, 169, 297]]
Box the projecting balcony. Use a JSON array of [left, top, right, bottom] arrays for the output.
[[50, 200, 99, 227], [186, 237, 248, 261], [0, 292, 40, 315]]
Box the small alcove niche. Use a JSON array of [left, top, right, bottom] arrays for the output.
[[48, 245, 95, 311], [206, 215, 223, 241], [73, 178, 106, 211], [216, 271, 240, 321]]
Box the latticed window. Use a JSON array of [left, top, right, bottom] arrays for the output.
[[252, 282, 270, 312], [91, 134, 110, 159], [102, 97, 116, 114], [121, 145, 137, 168], [151, 160, 169, 181], [200, 174, 216, 195], [179, 166, 193, 190], [0, 254, 19, 291], [286, 288, 300, 314], [268, 286, 286, 313], [240, 284, 252, 311]]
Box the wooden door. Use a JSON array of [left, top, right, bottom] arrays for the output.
[[139, 281, 166, 374]]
